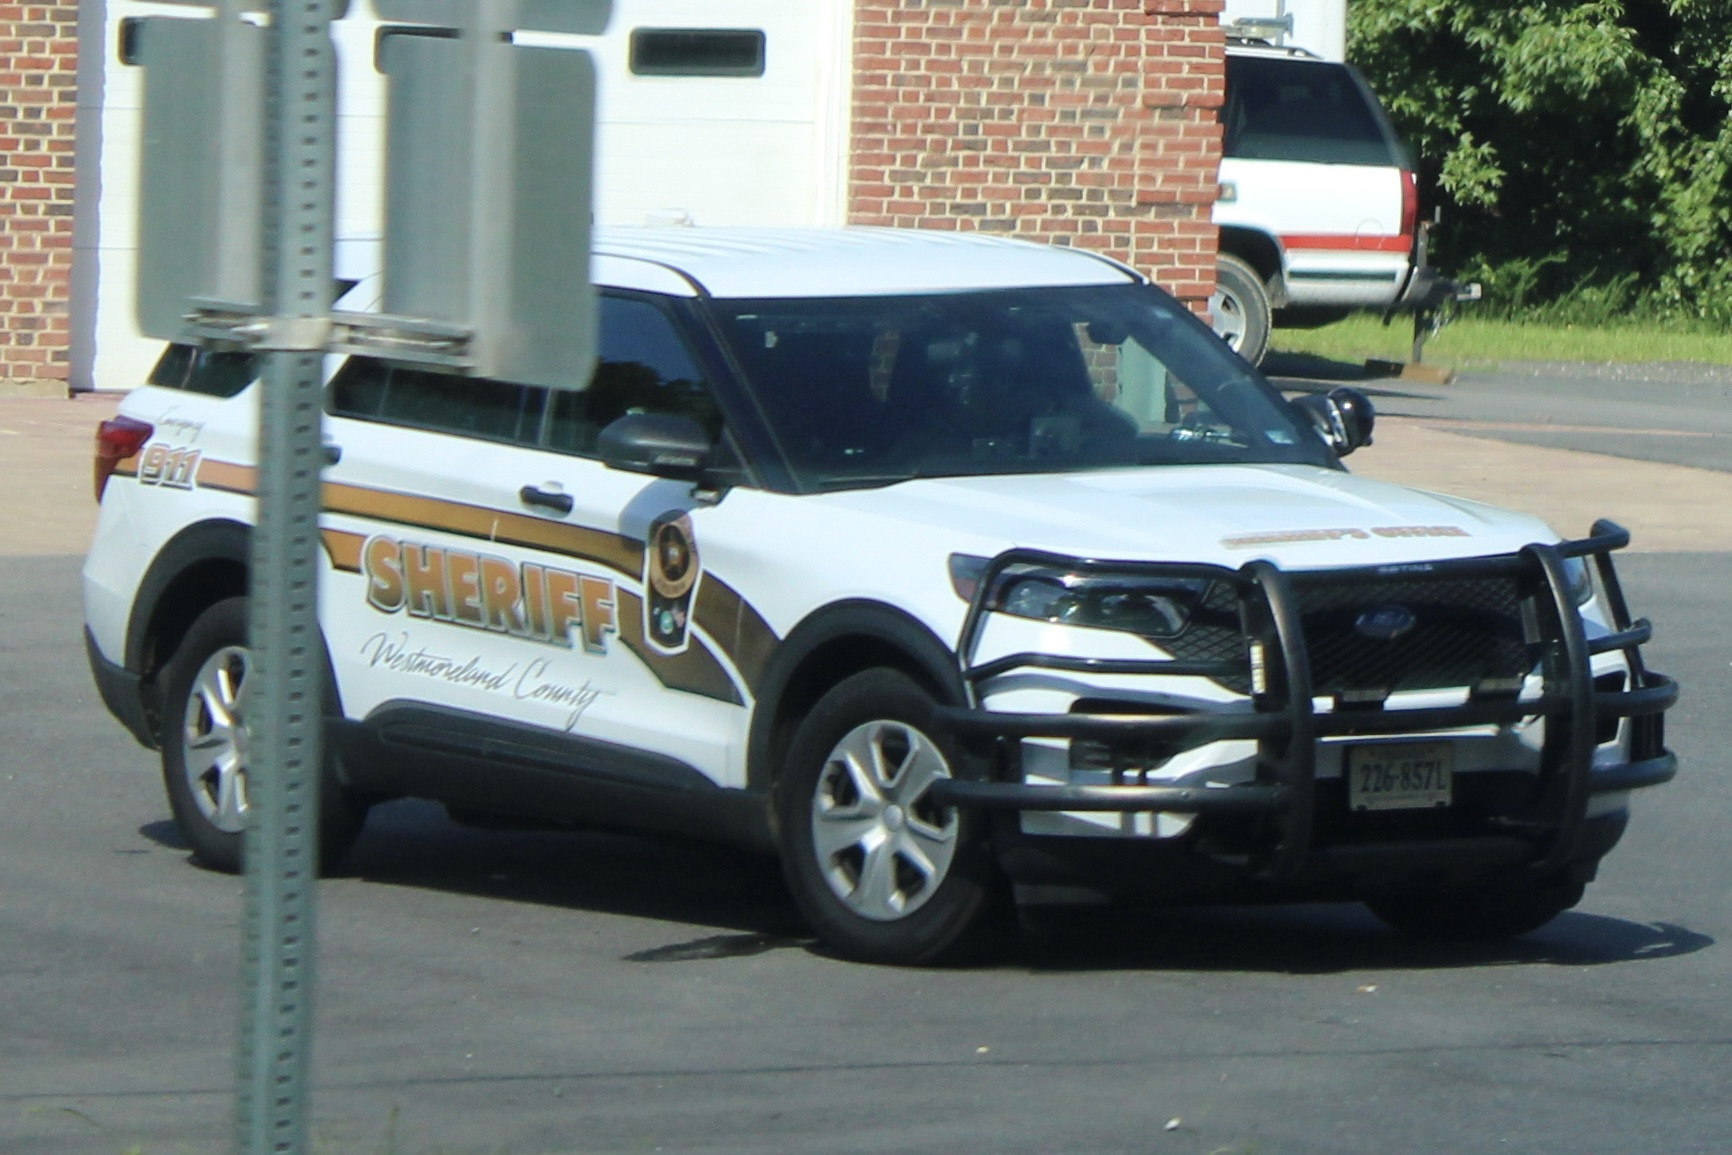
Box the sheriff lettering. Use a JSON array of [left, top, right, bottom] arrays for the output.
[[362, 534, 618, 653]]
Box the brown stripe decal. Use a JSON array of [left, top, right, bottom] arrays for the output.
[[322, 481, 644, 581], [694, 576, 778, 695], [192, 456, 781, 699], [196, 459, 258, 495], [616, 590, 742, 705], [321, 528, 366, 572]]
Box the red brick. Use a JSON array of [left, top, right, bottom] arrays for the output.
[[850, 0, 1220, 304], [0, 9, 77, 383]]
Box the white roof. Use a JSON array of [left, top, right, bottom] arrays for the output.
[[590, 227, 1140, 299]]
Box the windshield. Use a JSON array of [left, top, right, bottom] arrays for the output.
[[713, 283, 1331, 490]]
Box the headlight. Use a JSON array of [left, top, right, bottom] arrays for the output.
[[1561, 555, 1595, 607], [993, 566, 1211, 639]]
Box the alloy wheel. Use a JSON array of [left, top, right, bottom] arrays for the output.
[[809, 719, 958, 921], [179, 644, 251, 834]]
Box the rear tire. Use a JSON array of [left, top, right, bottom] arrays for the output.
[[1366, 875, 1585, 941], [158, 597, 369, 874], [1211, 254, 1273, 366], [776, 669, 998, 965]]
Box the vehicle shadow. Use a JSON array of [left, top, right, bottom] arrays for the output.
[[1008, 902, 1714, 975], [336, 799, 811, 943], [287, 799, 1712, 974], [1261, 351, 1376, 383], [139, 818, 188, 850], [1272, 377, 1443, 404]]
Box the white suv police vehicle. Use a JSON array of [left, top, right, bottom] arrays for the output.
[[84, 229, 1675, 965]]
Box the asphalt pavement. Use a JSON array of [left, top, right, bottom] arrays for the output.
[[1, 373, 1728, 1154]]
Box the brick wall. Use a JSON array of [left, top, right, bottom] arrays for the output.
[[0, 4, 76, 394], [850, 0, 1225, 311]]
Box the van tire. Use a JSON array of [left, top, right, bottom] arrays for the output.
[[1212, 254, 1273, 366]]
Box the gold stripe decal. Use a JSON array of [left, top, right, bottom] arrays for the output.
[[618, 589, 742, 705], [196, 458, 258, 495], [323, 482, 644, 581], [694, 576, 777, 695], [183, 455, 778, 703], [322, 529, 366, 572]]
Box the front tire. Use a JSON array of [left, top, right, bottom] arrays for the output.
[[1211, 254, 1273, 366], [158, 597, 368, 874], [776, 669, 997, 965]]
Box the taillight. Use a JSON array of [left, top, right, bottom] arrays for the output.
[[94, 415, 154, 501], [1399, 169, 1419, 245]]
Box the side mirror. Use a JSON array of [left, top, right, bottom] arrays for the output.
[[1291, 386, 1375, 457], [597, 413, 712, 481]]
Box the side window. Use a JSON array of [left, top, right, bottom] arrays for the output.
[[148, 343, 257, 399], [1075, 323, 1245, 445], [546, 296, 722, 456], [327, 359, 547, 446]]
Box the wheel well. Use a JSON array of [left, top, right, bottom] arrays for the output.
[[137, 558, 248, 740], [1219, 228, 1283, 289], [143, 559, 248, 676], [764, 635, 947, 788]]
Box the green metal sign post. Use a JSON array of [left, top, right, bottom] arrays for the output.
[[126, 2, 608, 1147], [235, 0, 338, 1149]]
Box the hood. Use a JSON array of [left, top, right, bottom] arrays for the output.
[[818, 464, 1558, 571]]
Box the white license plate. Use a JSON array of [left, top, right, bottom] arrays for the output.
[[1347, 742, 1453, 812]]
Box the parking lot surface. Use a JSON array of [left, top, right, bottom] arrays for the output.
[[2, 372, 1728, 1154]]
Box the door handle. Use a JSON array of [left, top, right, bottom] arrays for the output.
[[321, 443, 342, 466], [519, 485, 573, 515]]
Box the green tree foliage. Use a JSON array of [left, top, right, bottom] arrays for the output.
[[1349, 0, 1732, 321]]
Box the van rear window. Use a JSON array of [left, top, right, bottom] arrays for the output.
[[1223, 56, 1408, 168]]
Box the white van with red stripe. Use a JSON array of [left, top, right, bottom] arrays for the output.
[[1211, 42, 1448, 364]]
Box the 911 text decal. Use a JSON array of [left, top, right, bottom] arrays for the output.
[[362, 534, 617, 653], [137, 443, 202, 490]]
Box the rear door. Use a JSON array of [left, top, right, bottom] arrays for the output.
[[318, 293, 757, 791]]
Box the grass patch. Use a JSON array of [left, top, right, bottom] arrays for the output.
[[1270, 312, 1732, 368]]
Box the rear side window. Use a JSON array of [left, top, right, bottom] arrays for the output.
[[148, 343, 257, 399], [1223, 56, 1408, 167], [327, 295, 723, 457], [328, 360, 546, 446]]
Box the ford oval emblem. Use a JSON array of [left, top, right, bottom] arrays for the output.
[[1355, 605, 1417, 641]]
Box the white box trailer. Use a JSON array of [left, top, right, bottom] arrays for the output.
[[74, 0, 857, 392]]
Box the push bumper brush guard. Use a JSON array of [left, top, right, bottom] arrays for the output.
[[927, 519, 1678, 888]]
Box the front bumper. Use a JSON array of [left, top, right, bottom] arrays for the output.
[[926, 520, 1677, 894]]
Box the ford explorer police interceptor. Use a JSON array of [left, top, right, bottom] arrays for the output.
[[83, 229, 1676, 965]]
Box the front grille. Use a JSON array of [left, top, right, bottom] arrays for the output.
[[1158, 574, 1533, 697], [1160, 581, 1251, 690], [1296, 574, 1530, 695]]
